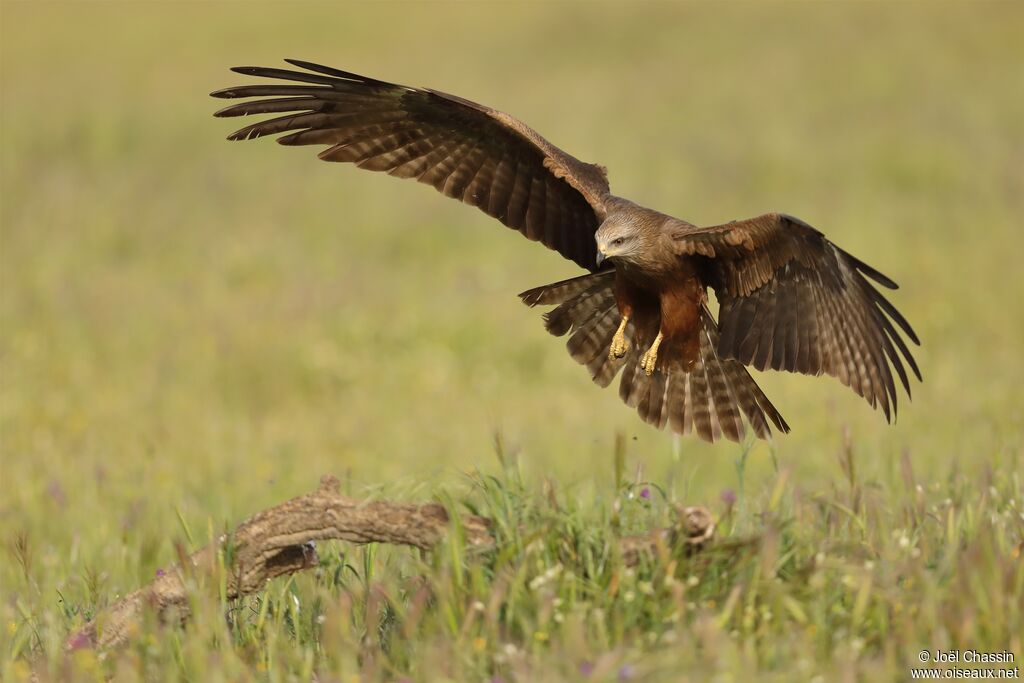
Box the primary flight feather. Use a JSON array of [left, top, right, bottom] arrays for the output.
[[212, 60, 921, 443]]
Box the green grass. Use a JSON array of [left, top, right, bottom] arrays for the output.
[[2, 2, 1022, 681]]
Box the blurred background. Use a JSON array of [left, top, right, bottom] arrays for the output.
[[2, 2, 1022, 559]]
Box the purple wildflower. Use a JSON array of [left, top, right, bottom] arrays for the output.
[[155, 568, 166, 578], [639, 487, 651, 500], [720, 489, 737, 506], [618, 664, 636, 680], [579, 660, 595, 676], [67, 632, 92, 651], [47, 479, 67, 507]]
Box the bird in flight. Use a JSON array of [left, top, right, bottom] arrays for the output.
[[212, 60, 921, 443]]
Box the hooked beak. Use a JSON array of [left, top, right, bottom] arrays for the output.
[[595, 246, 607, 267]]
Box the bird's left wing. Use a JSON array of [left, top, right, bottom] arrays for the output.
[[212, 60, 610, 270], [673, 213, 921, 420]]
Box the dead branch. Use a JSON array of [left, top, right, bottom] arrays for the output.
[[67, 474, 713, 651]]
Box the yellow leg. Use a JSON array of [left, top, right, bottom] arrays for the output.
[[608, 314, 630, 360], [640, 331, 665, 376]]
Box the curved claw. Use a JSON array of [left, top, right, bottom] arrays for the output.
[[608, 314, 630, 360], [640, 331, 665, 376]]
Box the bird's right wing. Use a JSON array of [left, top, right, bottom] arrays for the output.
[[212, 60, 611, 271]]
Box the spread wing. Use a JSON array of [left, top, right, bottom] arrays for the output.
[[211, 60, 611, 270], [673, 213, 921, 420]]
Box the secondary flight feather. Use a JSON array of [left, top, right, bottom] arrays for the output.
[[212, 59, 921, 443]]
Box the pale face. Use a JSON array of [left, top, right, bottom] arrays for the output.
[[595, 218, 644, 267]]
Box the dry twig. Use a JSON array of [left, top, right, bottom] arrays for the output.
[[68, 474, 713, 650]]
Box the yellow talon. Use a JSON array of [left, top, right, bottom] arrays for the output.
[[640, 331, 664, 376], [609, 314, 630, 360]]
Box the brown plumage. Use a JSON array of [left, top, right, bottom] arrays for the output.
[[212, 60, 921, 444]]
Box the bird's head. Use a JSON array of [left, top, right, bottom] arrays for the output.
[[595, 216, 644, 267]]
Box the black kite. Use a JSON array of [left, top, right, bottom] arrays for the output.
[[212, 60, 921, 443]]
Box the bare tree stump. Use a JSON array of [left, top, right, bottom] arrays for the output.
[[67, 474, 713, 651]]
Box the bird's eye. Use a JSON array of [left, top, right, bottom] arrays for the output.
[[612, 237, 626, 247]]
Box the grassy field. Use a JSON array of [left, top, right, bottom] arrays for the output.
[[2, 2, 1022, 681]]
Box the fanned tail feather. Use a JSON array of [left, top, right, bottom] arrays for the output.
[[521, 276, 789, 443]]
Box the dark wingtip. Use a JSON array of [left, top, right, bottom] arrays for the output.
[[225, 128, 258, 142], [776, 414, 792, 434], [283, 58, 324, 72], [283, 59, 391, 86], [762, 402, 790, 435], [848, 251, 900, 290], [518, 287, 543, 307]]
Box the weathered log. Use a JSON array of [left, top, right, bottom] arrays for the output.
[[67, 474, 713, 651]]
